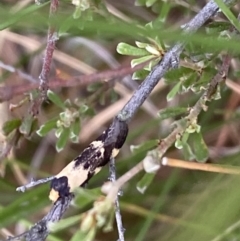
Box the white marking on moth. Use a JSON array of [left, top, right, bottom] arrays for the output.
[[91, 140, 104, 149], [111, 148, 119, 158], [55, 161, 89, 193], [49, 189, 59, 202]]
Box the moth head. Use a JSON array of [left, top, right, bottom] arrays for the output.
[[49, 176, 70, 202]]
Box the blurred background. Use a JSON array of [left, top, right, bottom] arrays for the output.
[[0, 0, 240, 241]]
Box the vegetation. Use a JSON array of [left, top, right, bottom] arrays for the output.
[[0, 0, 240, 241]]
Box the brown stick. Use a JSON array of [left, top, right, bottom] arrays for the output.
[[162, 157, 240, 175]]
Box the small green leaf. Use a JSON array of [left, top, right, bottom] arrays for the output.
[[164, 67, 192, 84], [182, 143, 195, 161], [117, 43, 148, 56], [191, 132, 209, 162], [146, 0, 157, 7], [137, 173, 156, 194], [131, 55, 154, 68], [50, 215, 81, 232], [59, 16, 73, 36], [214, 0, 240, 33], [19, 115, 34, 136], [182, 72, 198, 92], [143, 58, 159, 71], [71, 229, 96, 241], [47, 90, 65, 109], [55, 126, 63, 138], [73, 6, 82, 19], [135, 0, 146, 6], [167, 81, 182, 101], [175, 138, 183, 149], [70, 119, 81, 139], [206, 21, 232, 34], [87, 82, 102, 92], [158, 107, 187, 120], [2, 119, 21, 136], [132, 69, 149, 80], [74, 188, 101, 208], [135, 41, 148, 48], [79, 104, 90, 114], [37, 117, 58, 137], [56, 128, 70, 152], [64, 99, 72, 108], [130, 139, 159, 154]]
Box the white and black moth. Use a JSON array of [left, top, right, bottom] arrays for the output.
[[49, 118, 128, 202]]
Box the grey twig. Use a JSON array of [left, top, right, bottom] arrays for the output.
[[107, 53, 232, 202], [16, 176, 54, 193], [5, 195, 73, 241], [0, 61, 37, 83], [109, 158, 125, 241]]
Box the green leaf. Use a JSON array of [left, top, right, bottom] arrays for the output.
[[182, 72, 198, 92], [135, 41, 148, 48], [0, 2, 48, 30], [175, 138, 183, 149], [74, 188, 101, 208], [0, 185, 48, 228], [132, 69, 149, 80], [130, 139, 159, 154], [55, 126, 63, 138], [56, 128, 70, 152], [87, 82, 102, 92], [164, 67, 192, 84], [50, 215, 81, 232], [59, 16, 74, 36], [2, 119, 21, 136], [158, 107, 187, 120], [71, 229, 96, 241], [79, 104, 90, 114], [191, 132, 209, 162], [143, 58, 159, 71], [214, 0, 240, 33], [131, 55, 154, 68], [37, 117, 58, 137], [146, 0, 157, 7], [117, 43, 149, 56], [19, 115, 35, 136], [70, 119, 81, 140], [182, 142, 195, 161], [135, 0, 146, 6], [137, 173, 156, 194], [175, 132, 189, 150], [166, 81, 182, 101], [206, 21, 232, 34], [47, 90, 65, 109], [73, 6, 82, 19]]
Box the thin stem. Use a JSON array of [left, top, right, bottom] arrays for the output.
[[0, 61, 149, 102], [162, 157, 240, 175], [31, 0, 59, 116], [38, 0, 59, 96], [109, 158, 125, 241], [16, 176, 54, 192]]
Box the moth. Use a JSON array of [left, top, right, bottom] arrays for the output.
[[49, 118, 128, 202]]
